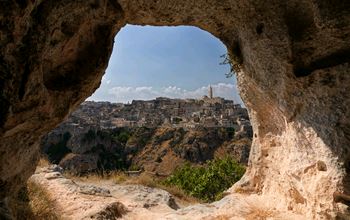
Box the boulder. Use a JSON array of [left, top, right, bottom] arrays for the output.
[[59, 153, 99, 174]]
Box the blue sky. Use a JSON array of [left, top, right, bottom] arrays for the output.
[[88, 25, 243, 104]]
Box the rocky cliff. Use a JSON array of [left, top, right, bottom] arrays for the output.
[[1, 0, 350, 219], [41, 100, 252, 176], [42, 125, 251, 176]]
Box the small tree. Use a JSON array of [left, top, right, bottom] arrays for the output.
[[220, 53, 236, 78], [165, 157, 245, 202], [220, 48, 243, 78]]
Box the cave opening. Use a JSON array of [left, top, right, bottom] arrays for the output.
[[2, 1, 349, 218], [39, 25, 252, 205]]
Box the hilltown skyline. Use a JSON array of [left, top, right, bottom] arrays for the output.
[[87, 25, 243, 105], [89, 82, 244, 105]]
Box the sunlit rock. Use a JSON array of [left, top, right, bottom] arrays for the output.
[[0, 0, 349, 218]]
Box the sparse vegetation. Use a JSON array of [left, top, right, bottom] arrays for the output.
[[172, 117, 182, 124], [37, 156, 51, 168], [63, 170, 200, 204], [108, 128, 132, 144], [114, 131, 130, 144], [128, 164, 141, 171], [106, 158, 244, 204], [220, 53, 236, 78], [11, 181, 59, 220], [42, 125, 248, 207], [112, 173, 201, 204], [218, 127, 235, 139], [164, 156, 245, 202], [220, 50, 244, 78]]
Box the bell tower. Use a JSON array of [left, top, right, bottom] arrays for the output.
[[209, 85, 213, 99]]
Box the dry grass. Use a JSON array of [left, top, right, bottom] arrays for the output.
[[237, 197, 276, 220], [27, 180, 60, 220], [244, 208, 275, 220], [11, 180, 59, 220], [8, 156, 59, 219], [204, 215, 231, 220], [201, 197, 276, 220], [64, 171, 200, 204], [63, 170, 126, 183], [37, 156, 51, 168], [112, 173, 201, 204], [159, 184, 201, 204], [120, 173, 157, 187], [113, 171, 128, 183], [63, 169, 201, 205]]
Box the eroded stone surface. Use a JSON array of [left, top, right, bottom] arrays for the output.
[[31, 165, 304, 220], [30, 165, 181, 219], [1, 0, 350, 218]]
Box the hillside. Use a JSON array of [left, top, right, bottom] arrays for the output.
[[41, 100, 252, 175]]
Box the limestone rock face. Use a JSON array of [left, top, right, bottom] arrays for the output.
[[0, 0, 124, 209], [42, 125, 251, 175], [131, 127, 251, 175], [1, 0, 350, 218]]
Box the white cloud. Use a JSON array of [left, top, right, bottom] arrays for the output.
[[108, 83, 243, 104]]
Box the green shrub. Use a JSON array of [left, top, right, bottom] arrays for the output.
[[172, 117, 182, 124], [164, 157, 245, 202], [226, 127, 235, 138], [126, 127, 154, 147], [116, 131, 130, 144], [128, 164, 141, 171]]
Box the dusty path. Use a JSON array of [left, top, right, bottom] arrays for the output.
[[30, 166, 304, 219]]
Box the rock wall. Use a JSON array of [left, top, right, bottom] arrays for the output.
[[42, 125, 251, 175], [0, 0, 349, 218]]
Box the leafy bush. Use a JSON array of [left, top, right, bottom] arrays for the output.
[[226, 127, 235, 138], [128, 164, 141, 171], [172, 117, 182, 124], [126, 127, 154, 147], [164, 157, 245, 202], [115, 131, 130, 144]]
